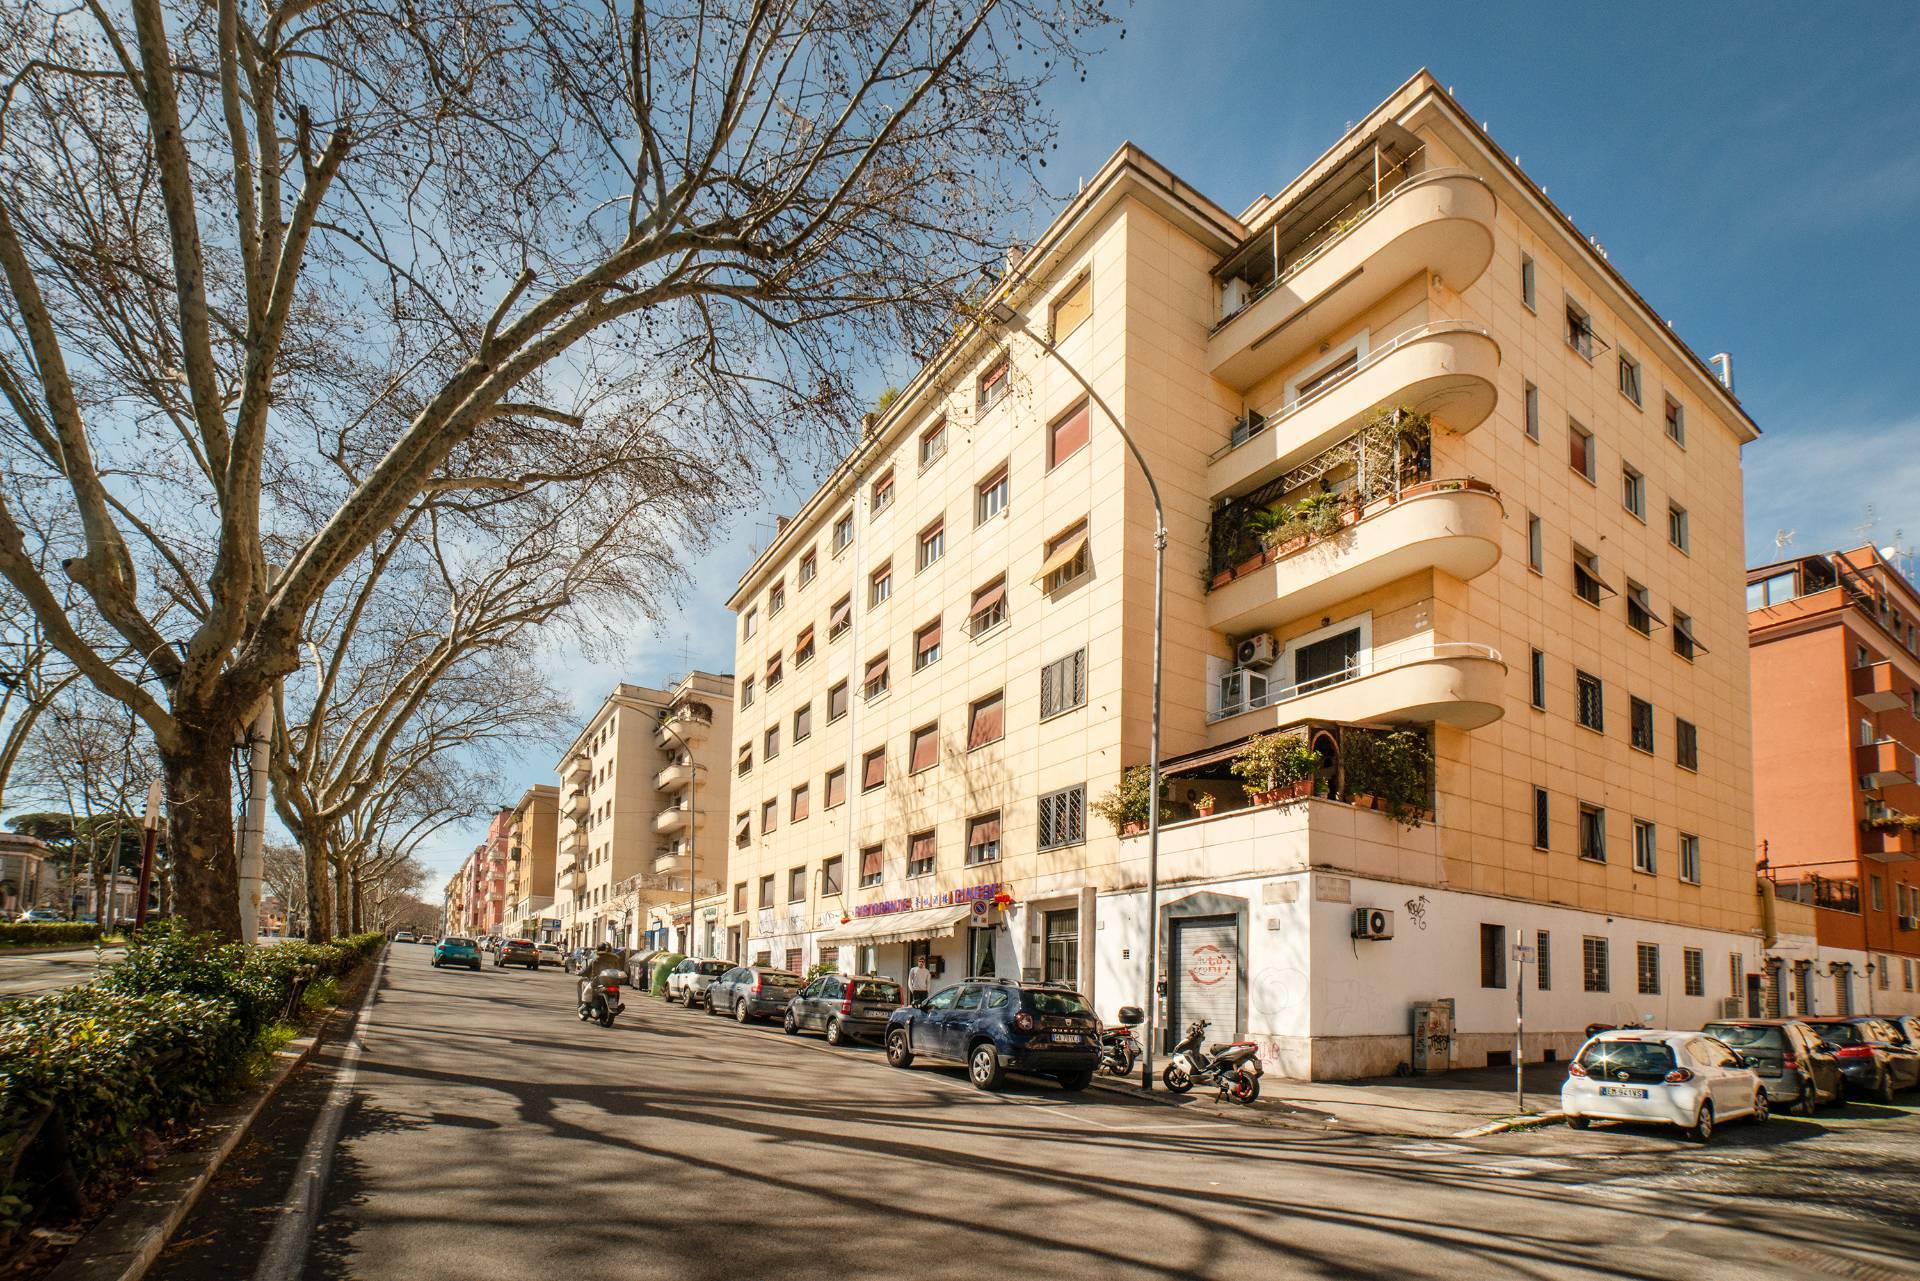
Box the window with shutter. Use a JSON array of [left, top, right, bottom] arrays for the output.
[[1049, 400, 1090, 468], [794, 626, 815, 666], [821, 857, 844, 896], [1040, 649, 1087, 719], [908, 830, 936, 877], [967, 811, 1002, 865], [968, 691, 1005, 749], [859, 845, 883, 888], [828, 594, 852, 639], [1293, 629, 1359, 691], [827, 680, 849, 722], [969, 577, 1008, 636], [863, 652, 890, 700], [793, 703, 812, 742], [790, 784, 809, 822], [909, 723, 939, 774], [862, 748, 886, 791], [914, 619, 942, 671], [824, 767, 846, 808]]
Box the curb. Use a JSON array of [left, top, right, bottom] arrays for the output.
[[43, 955, 382, 1281], [1085, 1073, 1332, 1130], [1453, 1110, 1565, 1138]]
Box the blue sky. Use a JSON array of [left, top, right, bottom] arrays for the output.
[[418, 3, 1920, 890]]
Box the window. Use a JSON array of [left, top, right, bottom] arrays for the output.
[[969, 576, 1009, 637], [1532, 787, 1550, 850], [1573, 545, 1608, 606], [1630, 696, 1655, 753], [1569, 421, 1595, 481], [1576, 670, 1604, 731], [765, 652, 783, 690], [788, 867, 807, 903], [1676, 718, 1698, 772], [1680, 833, 1701, 885], [761, 798, 778, 835], [798, 548, 817, 587], [1520, 254, 1536, 310], [861, 747, 886, 792], [737, 743, 753, 776], [1667, 502, 1689, 552], [1747, 571, 1796, 611], [828, 593, 852, 640], [907, 830, 936, 878], [827, 679, 850, 722], [1530, 648, 1547, 709], [793, 703, 812, 743], [908, 722, 939, 775], [794, 626, 815, 668], [966, 811, 1002, 865], [968, 690, 1005, 750], [862, 652, 889, 700], [824, 766, 846, 809], [1295, 350, 1359, 400], [1051, 274, 1091, 340], [1579, 803, 1606, 862], [859, 844, 883, 888], [1672, 610, 1701, 662], [1664, 395, 1686, 446], [832, 510, 854, 554], [742, 608, 759, 640], [764, 726, 780, 760], [1621, 464, 1645, 519], [1038, 785, 1085, 850], [736, 813, 752, 849], [758, 874, 774, 908], [1040, 519, 1091, 592], [976, 465, 1010, 524], [869, 562, 892, 606], [977, 357, 1010, 411], [1565, 300, 1595, 360], [1879, 955, 1891, 992], [1523, 381, 1539, 440], [1632, 818, 1656, 874], [914, 618, 942, 671], [1480, 923, 1508, 989], [1871, 875, 1885, 911], [1045, 908, 1080, 985], [1583, 937, 1610, 992], [919, 419, 947, 469], [1636, 942, 1661, 996], [870, 469, 895, 516], [917, 518, 945, 571], [733, 882, 746, 913], [768, 580, 785, 616], [1048, 400, 1090, 469], [1527, 513, 1543, 572], [1040, 648, 1088, 719], [790, 784, 810, 822], [1618, 351, 1642, 405], [821, 856, 842, 896], [1536, 930, 1552, 991], [740, 676, 755, 708]]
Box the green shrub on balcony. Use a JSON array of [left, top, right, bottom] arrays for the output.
[[1229, 733, 1321, 804], [1091, 766, 1174, 833], [1341, 728, 1433, 828]]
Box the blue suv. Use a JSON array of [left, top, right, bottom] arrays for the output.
[[884, 977, 1100, 1092]]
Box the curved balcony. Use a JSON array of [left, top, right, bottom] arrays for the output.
[[653, 849, 692, 876], [1209, 171, 1497, 393], [1208, 640, 1506, 741], [1208, 481, 1503, 636], [655, 761, 696, 792], [1852, 661, 1912, 714], [561, 828, 586, 857], [565, 788, 589, 819], [560, 862, 585, 894], [1211, 322, 1500, 501], [654, 805, 692, 835], [655, 705, 714, 749]]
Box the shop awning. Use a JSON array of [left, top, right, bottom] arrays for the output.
[[817, 903, 973, 946]]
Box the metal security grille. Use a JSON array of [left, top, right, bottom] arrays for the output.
[[1040, 649, 1087, 718], [1683, 948, 1704, 997], [1171, 917, 1240, 1046], [1583, 937, 1609, 992], [1836, 965, 1853, 1015], [1792, 960, 1812, 1015], [1637, 943, 1660, 995], [1766, 959, 1784, 1017], [1536, 930, 1551, 991], [1038, 785, 1084, 850], [1044, 909, 1079, 985]]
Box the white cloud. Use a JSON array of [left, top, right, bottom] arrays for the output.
[[1743, 416, 1920, 562]]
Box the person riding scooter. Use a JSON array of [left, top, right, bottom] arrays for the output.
[[576, 944, 628, 1025]]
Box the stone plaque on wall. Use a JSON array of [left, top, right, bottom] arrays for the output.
[[1314, 874, 1351, 904], [1262, 881, 1300, 904]]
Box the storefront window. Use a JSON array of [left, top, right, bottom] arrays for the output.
[[1045, 909, 1079, 985]]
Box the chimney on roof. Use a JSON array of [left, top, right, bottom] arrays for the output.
[[1004, 244, 1026, 274], [775, 515, 790, 536], [1709, 352, 1735, 392]]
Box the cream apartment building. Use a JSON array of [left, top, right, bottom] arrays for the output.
[[553, 672, 735, 951], [722, 71, 1771, 1077], [503, 784, 559, 940]]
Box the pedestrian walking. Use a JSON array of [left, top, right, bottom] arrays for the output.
[[908, 957, 931, 1004]]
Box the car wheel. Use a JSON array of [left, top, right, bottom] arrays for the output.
[[1795, 1078, 1818, 1116], [825, 1018, 847, 1047], [1688, 1101, 1715, 1144], [1751, 1089, 1770, 1125], [704, 993, 719, 1016], [886, 1027, 914, 1069], [783, 1010, 799, 1036], [1567, 1116, 1591, 1130], [968, 1043, 1006, 1092], [735, 1000, 751, 1024], [1056, 1069, 1093, 1092], [1161, 1065, 1193, 1094]]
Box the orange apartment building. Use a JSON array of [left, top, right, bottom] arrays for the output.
[[1748, 544, 1920, 1016]]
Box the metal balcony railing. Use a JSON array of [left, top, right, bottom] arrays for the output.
[[1209, 640, 1501, 724]]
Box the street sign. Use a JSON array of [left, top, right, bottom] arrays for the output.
[[1512, 944, 1534, 962]]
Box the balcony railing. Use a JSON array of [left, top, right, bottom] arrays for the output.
[[1775, 876, 1861, 915], [1209, 640, 1502, 723]]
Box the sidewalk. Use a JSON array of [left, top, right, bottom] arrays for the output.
[[1094, 1061, 1568, 1138]]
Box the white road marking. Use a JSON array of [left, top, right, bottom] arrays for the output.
[[252, 948, 386, 1281]]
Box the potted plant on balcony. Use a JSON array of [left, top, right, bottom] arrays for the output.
[[1230, 732, 1321, 806], [1091, 765, 1173, 835], [1341, 727, 1434, 828], [1193, 791, 1218, 818]]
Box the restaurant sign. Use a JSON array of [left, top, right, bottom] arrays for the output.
[[854, 882, 1004, 919]]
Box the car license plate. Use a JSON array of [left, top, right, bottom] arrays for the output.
[[1050, 1033, 1081, 1043], [1598, 1085, 1648, 1099]]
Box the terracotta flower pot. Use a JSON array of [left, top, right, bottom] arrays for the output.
[[1211, 569, 1234, 589], [1121, 820, 1147, 835]]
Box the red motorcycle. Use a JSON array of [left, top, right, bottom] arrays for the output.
[[1162, 1019, 1263, 1104]]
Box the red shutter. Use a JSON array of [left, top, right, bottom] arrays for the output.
[[917, 621, 942, 656], [968, 694, 1004, 749], [970, 580, 1006, 621], [864, 653, 889, 686], [910, 831, 936, 865], [863, 751, 886, 789], [829, 597, 851, 631], [910, 726, 938, 773], [860, 846, 882, 880], [1049, 401, 1090, 466], [969, 813, 1001, 851], [826, 770, 846, 807]]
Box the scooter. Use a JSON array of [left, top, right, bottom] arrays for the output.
[[1162, 1019, 1263, 1104], [1099, 1005, 1145, 1077], [577, 971, 625, 1028]]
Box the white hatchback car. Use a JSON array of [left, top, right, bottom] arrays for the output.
[[1561, 1029, 1768, 1142]]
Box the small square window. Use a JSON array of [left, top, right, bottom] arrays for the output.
[[1041, 649, 1088, 719], [978, 358, 1010, 412], [913, 618, 942, 672], [1621, 464, 1645, 520], [1618, 351, 1642, 406], [919, 419, 948, 469], [1038, 785, 1086, 850], [869, 562, 893, 606], [870, 469, 895, 516]]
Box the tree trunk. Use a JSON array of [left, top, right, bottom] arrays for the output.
[[329, 857, 350, 937], [158, 736, 243, 939], [349, 868, 364, 935], [303, 833, 334, 943]]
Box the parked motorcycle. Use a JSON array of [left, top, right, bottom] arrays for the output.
[[1099, 1005, 1145, 1077], [577, 970, 625, 1028], [1162, 1019, 1263, 1104]]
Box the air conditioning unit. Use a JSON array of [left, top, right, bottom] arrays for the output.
[[1900, 914, 1919, 931], [1718, 996, 1742, 1018], [1219, 277, 1252, 320], [1351, 907, 1394, 940], [1219, 669, 1269, 715], [1234, 633, 1278, 669]]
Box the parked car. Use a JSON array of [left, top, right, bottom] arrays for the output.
[[786, 973, 904, 1045], [1701, 1019, 1845, 1115], [536, 943, 562, 967], [707, 965, 805, 1023], [885, 978, 1101, 1092], [1802, 1017, 1920, 1102], [15, 908, 64, 923], [394, 930, 417, 944], [432, 936, 482, 970], [1561, 1029, 1767, 1142], [563, 947, 592, 974], [494, 938, 541, 969], [666, 958, 734, 1006]]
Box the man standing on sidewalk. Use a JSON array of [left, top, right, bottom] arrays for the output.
[[907, 956, 930, 1005]]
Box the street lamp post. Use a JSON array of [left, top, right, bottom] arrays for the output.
[[987, 300, 1168, 1091]]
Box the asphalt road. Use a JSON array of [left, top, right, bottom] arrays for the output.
[[148, 949, 1920, 1281], [0, 945, 124, 1000]]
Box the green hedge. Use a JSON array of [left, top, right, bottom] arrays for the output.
[[0, 922, 103, 949], [0, 924, 385, 1244]]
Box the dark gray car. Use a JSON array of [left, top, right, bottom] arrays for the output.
[[1702, 1019, 1845, 1114], [706, 965, 804, 1024], [784, 974, 904, 1045]]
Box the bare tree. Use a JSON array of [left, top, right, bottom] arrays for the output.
[[262, 840, 309, 930], [0, 0, 1111, 935]]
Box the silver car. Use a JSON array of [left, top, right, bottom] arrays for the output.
[[667, 958, 735, 1007]]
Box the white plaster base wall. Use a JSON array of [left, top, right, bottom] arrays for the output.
[[1766, 933, 1920, 1019], [1098, 869, 1790, 1081]]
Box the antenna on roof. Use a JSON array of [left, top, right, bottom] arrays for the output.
[[1774, 529, 1795, 552], [1857, 505, 1879, 543]]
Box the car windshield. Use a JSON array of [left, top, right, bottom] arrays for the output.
[[1024, 990, 1094, 1017], [1578, 1039, 1676, 1081], [1813, 1022, 1867, 1045], [853, 980, 902, 1003], [696, 961, 731, 975], [1703, 1025, 1783, 1049]]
